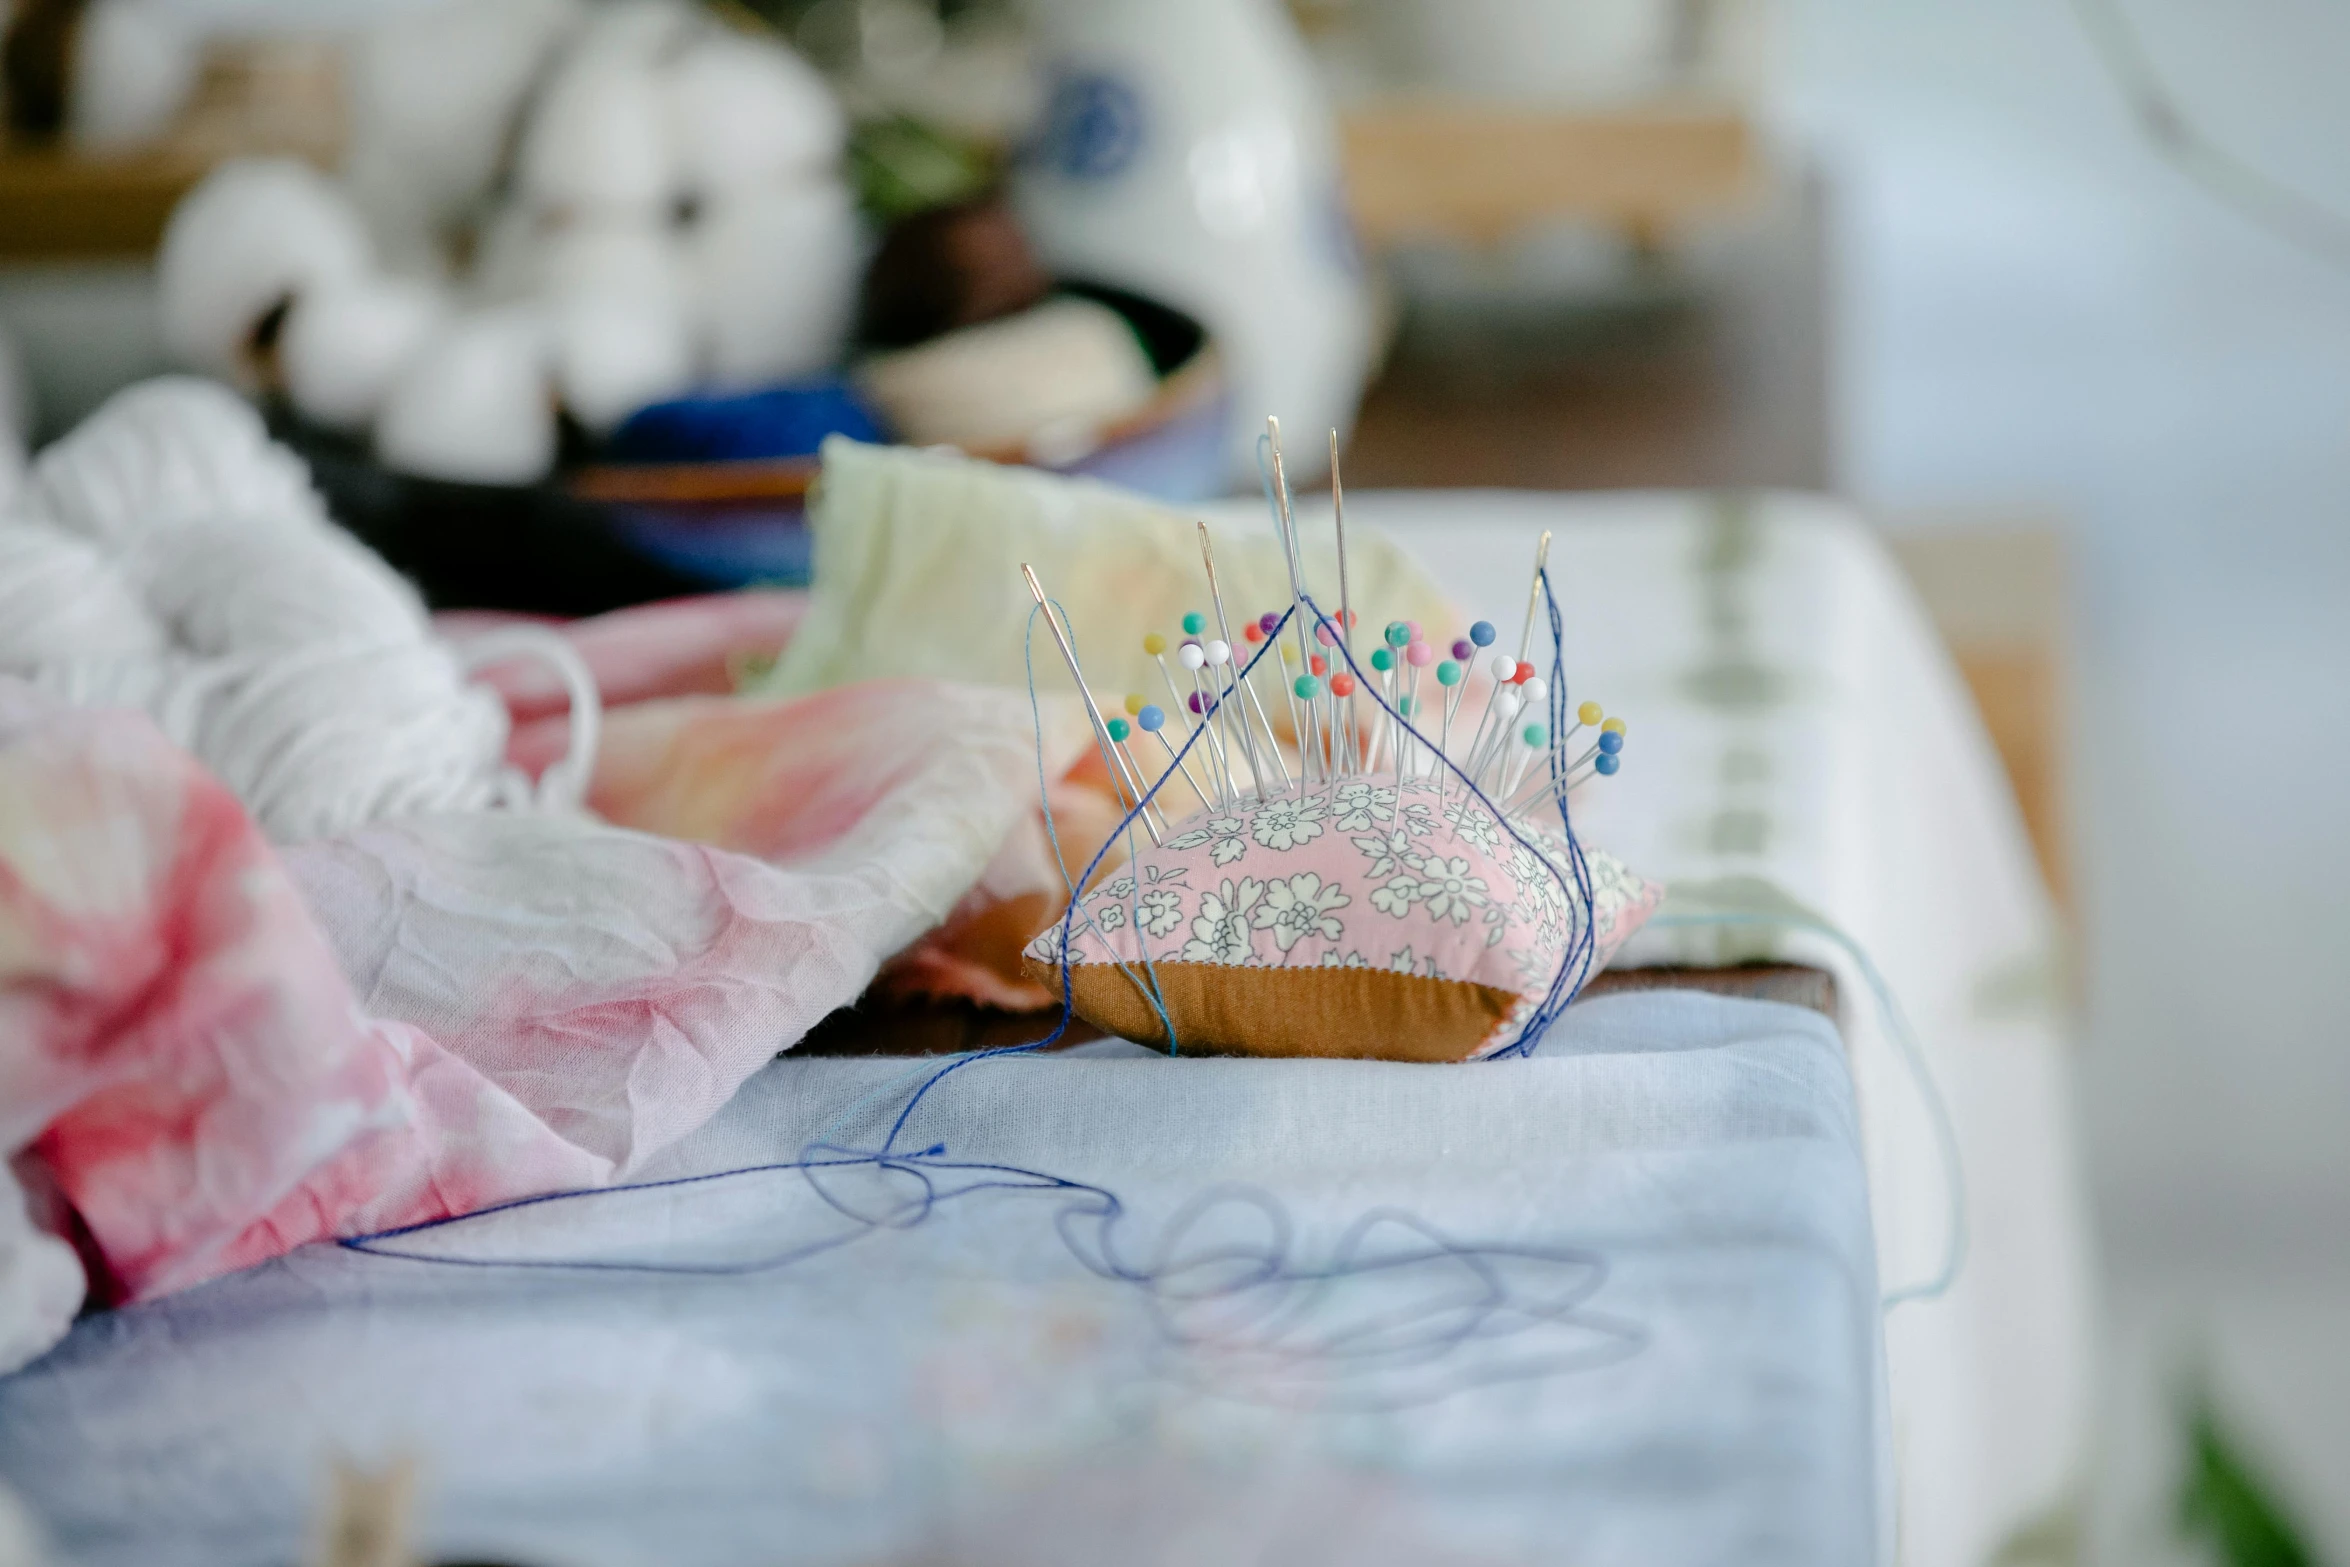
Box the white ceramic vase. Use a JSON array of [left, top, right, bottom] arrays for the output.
[[1011, 0, 1374, 482]]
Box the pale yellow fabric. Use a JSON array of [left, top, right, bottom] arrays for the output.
[[753, 438, 1458, 705]]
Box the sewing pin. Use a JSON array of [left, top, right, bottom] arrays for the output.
[[1022, 563, 1162, 846], [1136, 704, 1212, 813]]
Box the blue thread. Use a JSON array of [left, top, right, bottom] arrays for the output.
[[341, 1141, 1644, 1410], [332, 551, 1644, 1404], [1644, 906, 1968, 1311]]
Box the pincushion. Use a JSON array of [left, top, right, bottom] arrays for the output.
[[1022, 782, 1661, 1062]]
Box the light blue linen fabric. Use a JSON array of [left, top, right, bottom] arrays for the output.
[[0, 993, 1883, 1567]]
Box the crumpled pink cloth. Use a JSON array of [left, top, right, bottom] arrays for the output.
[[488, 594, 1126, 1012], [0, 654, 1080, 1372], [444, 590, 809, 722]]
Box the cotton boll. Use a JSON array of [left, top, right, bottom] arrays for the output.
[[157, 159, 373, 385], [468, 203, 552, 304], [567, 0, 699, 69], [66, 0, 202, 152], [663, 32, 845, 197], [555, 293, 695, 434], [280, 275, 448, 432], [375, 311, 556, 485], [341, 0, 584, 267], [689, 182, 862, 388], [537, 219, 684, 309], [515, 52, 673, 217]]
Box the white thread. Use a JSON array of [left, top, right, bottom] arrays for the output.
[[0, 377, 600, 842]]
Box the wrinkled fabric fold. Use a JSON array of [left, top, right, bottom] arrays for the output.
[[0, 669, 1082, 1373]]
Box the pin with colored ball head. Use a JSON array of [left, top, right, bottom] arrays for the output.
[[1157, 637, 1229, 802], [1370, 647, 1393, 672], [1022, 561, 1160, 844], [1433, 660, 1465, 796], [1330, 672, 1355, 697], [1460, 648, 1517, 786], [1598, 729, 1624, 755], [1199, 639, 1247, 801], [1309, 654, 1327, 676], [1601, 717, 1626, 736], [1578, 700, 1603, 727], [1595, 752, 1620, 776], [1196, 518, 1270, 800], [1124, 692, 1146, 716], [1143, 633, 1166, 657], [1451, 639, 1473, 661], [1182, 611, 1206, 636], [1244, 622, 1264, 643], [1294, 673, 1320, 699], [1139, 702, 1212, 808], [1385, 621, 1410, 648], [1259, 610, 1280, 636], [1316, 620, 1338, 646], [1105, 716, 1172, 831], [1176, 646, 1233, 802], [1503, 720, 1549, 795], [1470, 620, 1496, 647]]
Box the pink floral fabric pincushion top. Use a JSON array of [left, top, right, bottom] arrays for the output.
[[1022, 780, 1661, 1062]]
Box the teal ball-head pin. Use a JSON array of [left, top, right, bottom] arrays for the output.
[[1521, 722, 1548, 747], [1595, 752, 1620, 775], [1384, 621, 1411, 648], [1437, 660, 1463, 686], [1106, 717, 1130, 742], [1370, 647, 1393, 672], [1293, 674, 1321, 699], [1181, 611, 1206, 636]]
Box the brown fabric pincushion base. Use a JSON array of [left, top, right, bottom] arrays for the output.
[[1021, 956, 1519, 1063]]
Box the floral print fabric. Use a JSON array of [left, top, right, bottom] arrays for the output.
[[1025, 781, 1662, 1058]]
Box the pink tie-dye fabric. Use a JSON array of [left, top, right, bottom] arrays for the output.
[[0, 661, 1083, 1370], [0, 690, 601, 1317]]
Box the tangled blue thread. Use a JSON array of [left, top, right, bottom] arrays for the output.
[[335, 555, 1637, 1401]]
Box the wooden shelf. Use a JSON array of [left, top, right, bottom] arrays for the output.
[[0, 147, 214, 260], [1342, 99, 1760, 246]]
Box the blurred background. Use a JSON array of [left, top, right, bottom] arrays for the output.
[[1, 0, 2343, 1561]]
